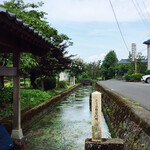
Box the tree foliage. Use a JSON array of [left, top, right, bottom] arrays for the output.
[[101, 50, 118, 79], [69, 58, 85, 78], [116, 64, 129, 77], [85, 60, 101, 79]]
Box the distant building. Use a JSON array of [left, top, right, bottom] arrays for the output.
[[118, 59, 130, 64], [118, 59, 147, 65], [59, 72, 69, 81], [59, 72, 75, 85]]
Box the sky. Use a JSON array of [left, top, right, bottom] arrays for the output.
[[1, 0, 150, 62]]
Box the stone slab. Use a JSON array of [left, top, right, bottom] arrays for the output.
[[85, 138, 124, 150]]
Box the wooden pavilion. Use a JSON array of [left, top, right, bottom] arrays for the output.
[[0, 7, 55, 140]]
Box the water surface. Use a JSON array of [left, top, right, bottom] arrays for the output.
[[26, 86, 111, 150]]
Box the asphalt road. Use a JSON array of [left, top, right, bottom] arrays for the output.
[[98, 80, 150, 111]]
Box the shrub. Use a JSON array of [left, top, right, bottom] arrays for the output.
[[44, 77, 56, 90], [20, 82, 24, 86], [124, 73, 144, 81], [124, 74, 131, 81], [131, 73, 144, 81], [35, 77, 41, 89], [97, 77, 102, 81], [59, 80, 67, 88], [0, 87, 13, 103], [80, 72, 89, 79], [35, 77, 56, 90], [145, 70, 150, 75], [75, 78, 79, 83]]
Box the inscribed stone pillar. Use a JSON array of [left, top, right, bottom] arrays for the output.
[[92, 91, 101, 141]]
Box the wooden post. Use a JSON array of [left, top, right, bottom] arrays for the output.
[[92, 91, 101, 141], [11, 52, 23, 139]]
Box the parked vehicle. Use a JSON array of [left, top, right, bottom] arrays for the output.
[[141, 75, 150, 83]]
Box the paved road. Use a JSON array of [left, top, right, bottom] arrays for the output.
[[98, 80, 150, 111]]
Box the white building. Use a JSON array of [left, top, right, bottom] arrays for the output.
[[59, 72, 75, 85]]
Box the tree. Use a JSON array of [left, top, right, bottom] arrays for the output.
[[127, 52, 147, 75], [85, 60, 101, 80], [101, 50, 118, 79], [116, 64, 129, 77], [69, 58, 85, 79], [0, 0, 73, 90], [20, 53, 38, 87], [137, 52, 147, 74], [0, 53, 13, 88]]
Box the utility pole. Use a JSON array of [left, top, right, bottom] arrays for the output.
[[135, 44, 137, 74]]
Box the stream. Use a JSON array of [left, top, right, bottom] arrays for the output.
[[26, 85, 111, 150]]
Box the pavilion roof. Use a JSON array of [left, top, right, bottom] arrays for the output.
[[0, 7, 55, 56]]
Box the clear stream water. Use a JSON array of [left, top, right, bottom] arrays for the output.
[[26, 86, 111, 150]]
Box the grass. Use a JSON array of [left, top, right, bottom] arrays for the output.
[[122, 97, 141, 106], [0, 84, 74, 119], [122, 97, 130, 101], [109, 78, 116, 81], [5, 79, 31, 88], [133, 102, 140, 106]]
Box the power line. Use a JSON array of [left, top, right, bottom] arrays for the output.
[[141, 0, 150, 19], [108, 0, 129, 52], [134, 0, 150, 25], [131, 0, 150, 29]]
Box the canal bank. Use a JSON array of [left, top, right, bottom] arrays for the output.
[[96, 82, 150, 150], [1, 84, 81, 134], [25, 85, 111, 150]]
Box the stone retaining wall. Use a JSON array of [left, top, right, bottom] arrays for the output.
[[1, 84, 81, 133], [96, 82, 150, 150]]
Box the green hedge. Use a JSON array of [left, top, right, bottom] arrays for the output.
[[59, 80, 67, 88], [124, 73, 144, 82], [145, 70, 150, 75], [35, 77, 56, 90], [0, 87, 13, 103]]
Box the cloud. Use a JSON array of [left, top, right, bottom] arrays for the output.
[[42, 0, 150, 22], [88, 53, 106, 62]]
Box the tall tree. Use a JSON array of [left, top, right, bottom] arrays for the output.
[[101, 50, 118, 79]]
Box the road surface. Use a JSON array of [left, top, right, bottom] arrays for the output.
[[98, 80, 150, 111]]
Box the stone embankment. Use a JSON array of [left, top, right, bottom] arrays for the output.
[[96, 82, 150, 150]]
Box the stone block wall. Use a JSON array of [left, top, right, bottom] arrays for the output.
[[96, 82, 150, 150]]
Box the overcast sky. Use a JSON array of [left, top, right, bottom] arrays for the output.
[[1, 0, 150, 62]]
